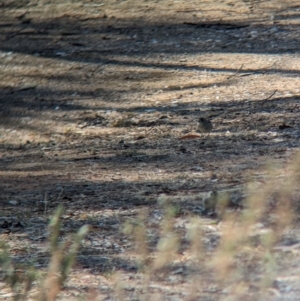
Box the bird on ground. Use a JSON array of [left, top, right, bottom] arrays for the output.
[[197, 117, 213, 134]]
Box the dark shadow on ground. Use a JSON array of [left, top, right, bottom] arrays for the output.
[[1, 4, 300, 68]]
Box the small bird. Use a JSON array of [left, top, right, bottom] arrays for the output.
[[197, 117, 213, 134]]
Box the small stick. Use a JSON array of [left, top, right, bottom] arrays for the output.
[[262, 90, 277, 101], [226, 64, 244, 80], [176, 9, 204, 12]]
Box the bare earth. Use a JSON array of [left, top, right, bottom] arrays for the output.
[[1, 0, 300, 300]]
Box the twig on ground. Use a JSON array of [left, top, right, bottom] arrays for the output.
[[262, 90, 277, 101], [226, 64, 244, 80]]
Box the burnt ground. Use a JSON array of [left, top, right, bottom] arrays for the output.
[[1, 0, 300, 300]]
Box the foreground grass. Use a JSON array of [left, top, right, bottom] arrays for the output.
[[1, 153, 299, 300], [0, 206, 89, 301]]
